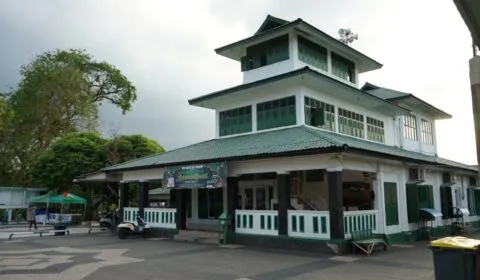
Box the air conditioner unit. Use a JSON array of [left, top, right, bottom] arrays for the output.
[[442, 172, 458, 184], [409, 167, 425, 183]]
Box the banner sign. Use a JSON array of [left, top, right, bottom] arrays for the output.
[[163, 162, 226, 189]]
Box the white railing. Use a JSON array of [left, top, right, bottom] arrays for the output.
[[123, 207, 177, 229], [235, 210, 278, 236], [145, 208, 177, 229], [343, 210, 379, 238], [287, 210, 330, 239], [123, 207, 138, 223]]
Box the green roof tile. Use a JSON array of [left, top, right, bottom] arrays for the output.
[[102, 126, 476, 172]]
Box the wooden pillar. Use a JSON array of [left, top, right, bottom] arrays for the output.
[[227, 177, 239, 232], [277, 173, 291, 236], [119, 182, 130, 222], [328, 171, 344, 239], [138, 181, 150, 219]]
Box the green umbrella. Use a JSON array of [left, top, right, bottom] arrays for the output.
[[48, 193, 87, 205]]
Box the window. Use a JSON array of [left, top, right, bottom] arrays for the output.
[[406, 184, 434, 223], [304, 97, 335, 131], [241, 34, 289, 71], [257, 96, 296, 130], [404, 114, 418, 141], [367, 117, 385, 143], [421, 119, 434, 145], [298, 36, 328, 71], [440, 186, 453, 219], [384, 182, 399, 226], [338, 108, 364, 138], [331, 52, 355, 83], [219, 106, 252, 136]]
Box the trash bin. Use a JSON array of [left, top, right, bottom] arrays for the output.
[[218, 212, 230, 245], [430, 236, 480, 280], [52, 223, 67, 236]]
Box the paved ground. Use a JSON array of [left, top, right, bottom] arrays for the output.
[[0, 231, 436, 280]]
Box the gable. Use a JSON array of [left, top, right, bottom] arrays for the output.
[[255, 15, 289, 35]]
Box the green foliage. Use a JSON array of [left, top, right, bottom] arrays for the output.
[[0, 49, 137, 185], [29, 132, 108, 192], [105, 134, 165, 166], [29, 132, 164, 193]]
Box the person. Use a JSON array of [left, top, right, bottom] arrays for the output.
[[27, 205, 37, 230]]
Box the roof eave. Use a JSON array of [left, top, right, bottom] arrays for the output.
[[103, 146, 347, 173], [387, 95, 453, 120], [454, 0, 480, 48]]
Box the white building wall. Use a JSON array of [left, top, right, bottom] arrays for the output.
[[400, 112, 437, 156], [302, 86, 395, 146]]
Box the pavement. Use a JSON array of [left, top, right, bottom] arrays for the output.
[[0, 231, 436, 280]]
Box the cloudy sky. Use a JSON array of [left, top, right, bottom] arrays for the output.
[[0, 0, 476, 164]]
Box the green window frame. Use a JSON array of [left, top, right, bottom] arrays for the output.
[[406, 184, 434, 223], [257, 96, 296, 130], [440, 186, 453, 219], [367, 116, 385, 143], [242, 34, 289, 71], [198, 188, 223, 219], [304, 96, 335, 131], [338, 108, 364, 138], [219, 106, 252, 136], [298, 36, 328, 71], [384, 182, 399, 226], [331, 52, 355, 83]]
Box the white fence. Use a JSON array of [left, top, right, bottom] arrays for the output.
[[123, 207, 177, 229], [287, 210, 330, 239], [343, 210, 379, 238], [235, 210, 278, 236]]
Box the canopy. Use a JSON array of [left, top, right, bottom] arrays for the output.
[[49, 193, 86, 205], [29, 192, 86, 205]]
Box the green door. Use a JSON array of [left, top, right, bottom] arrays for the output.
[[384, 182, 399, 226]]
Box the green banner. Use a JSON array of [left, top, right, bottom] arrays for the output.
[[163, 162, 226, 189]]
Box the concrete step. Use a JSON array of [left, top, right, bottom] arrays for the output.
[[173, 230, 221, 244]]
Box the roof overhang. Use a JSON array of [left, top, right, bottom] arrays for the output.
[[387, 95, 452, 120], [73, 171, 122, 183], [215, 19, 382, 73], [454, 0, 480, 48], [189, 67, 408, 117]]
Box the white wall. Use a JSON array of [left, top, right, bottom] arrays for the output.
[[302, 85, 395, 146], [241, 31, 359, 88], [400, 113, 437, 156]]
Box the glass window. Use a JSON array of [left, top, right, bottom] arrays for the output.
[[367, 116, 385, 143], [242, 34, 289, 71], [421, 119, 434, 145], [338, 108, 364, 138], [257, 96, 296, 130], [304, 96, 335, 131], [404, 114, 418, 141], [331, 52, 355, 83], [219, 106, 252, 136], [298, 36, 328, 71]]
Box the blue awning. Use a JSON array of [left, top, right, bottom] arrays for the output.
[[420, 208, 443, 219]]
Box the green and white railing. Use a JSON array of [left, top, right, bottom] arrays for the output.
[[343, 210, 378, 238], [235, 210, 278, 236], [123, 207, 177, 229], [287, 210, 330, 239]]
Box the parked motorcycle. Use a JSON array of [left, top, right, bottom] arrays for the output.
[[98, 209, 119, 230], [117, 214, 150, 239]]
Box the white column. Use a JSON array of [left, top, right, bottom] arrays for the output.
[[7, 209, 12, 223], [374, 165, 386, 235], [296, 91, 305, 125], [252, 104, 257, 133]]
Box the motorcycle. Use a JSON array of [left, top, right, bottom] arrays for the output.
[[98, 209, 119, 230], [117, 214, 150, 239]]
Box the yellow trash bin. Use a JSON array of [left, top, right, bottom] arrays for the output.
[[430, 236, 480, 280]]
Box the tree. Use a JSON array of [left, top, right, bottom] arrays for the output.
[[29, 132, 108, 192], [0, 49, 137, 185], [28, 132, 165, 215]]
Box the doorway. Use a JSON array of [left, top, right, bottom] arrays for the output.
[[197, 188, 223, 219], [239, 185, 272, 210]]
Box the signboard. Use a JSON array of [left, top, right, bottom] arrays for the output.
[[163, 162, 226, 189]]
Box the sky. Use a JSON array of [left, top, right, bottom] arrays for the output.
[[0, 0, 477, 164]]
